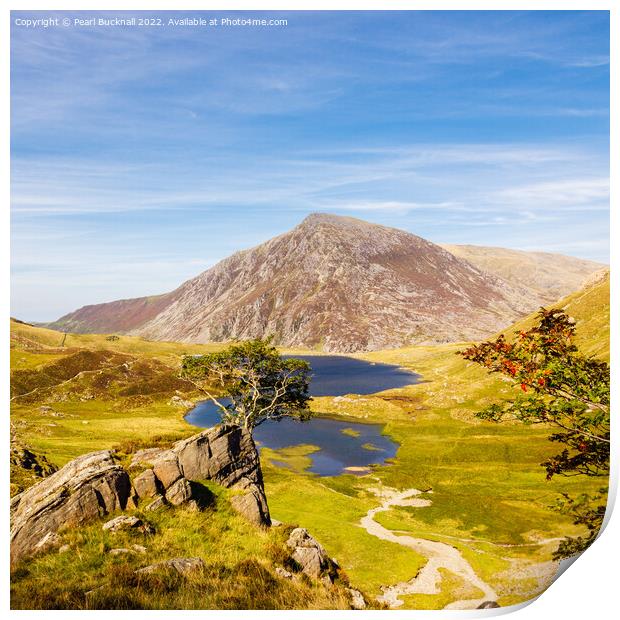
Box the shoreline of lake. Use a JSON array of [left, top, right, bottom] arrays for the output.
[[184, 354, 419, 476]]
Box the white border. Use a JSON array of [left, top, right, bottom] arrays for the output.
[[2, 2, 616, 619]]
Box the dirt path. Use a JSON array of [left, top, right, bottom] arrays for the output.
[[360, 487, 498, 609]]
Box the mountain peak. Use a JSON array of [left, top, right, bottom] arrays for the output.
[[299, 212, 368, 228], [47, 214, 604, 353]]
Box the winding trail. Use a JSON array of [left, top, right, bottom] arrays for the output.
[[360, 487, 498, 609]]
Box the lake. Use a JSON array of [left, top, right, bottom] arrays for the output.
[[185, 355, 421, 476]]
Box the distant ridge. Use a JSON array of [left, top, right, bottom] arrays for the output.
[[440, 244, 604, 305], [47, 213, 605, 352]]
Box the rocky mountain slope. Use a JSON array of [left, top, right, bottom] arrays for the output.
[[47, 214, 603, 352], [440, 244, 604, 305], [47, 293, 178, 335]]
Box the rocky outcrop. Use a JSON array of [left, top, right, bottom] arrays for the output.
[[10, 445, 57, 479], [10, 443, 59, 495], [10, 450, 131, 563], [131, 425, 270, 525], [102, 515, 154, 535], [11, 425, 271, 564], [176, 425, 270, 525], [169, 395, 195, 408], [145, 496, 166, 512]]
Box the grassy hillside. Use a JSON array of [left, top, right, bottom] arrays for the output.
[[9, 272, 609, 609], [505, 268, 610, 360], [10, 321, 215, 471], [11, 482, 356, 610], [11, 319, 224, 362], [441, 244, 604, 304]]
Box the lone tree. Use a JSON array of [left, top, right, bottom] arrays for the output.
[[460, 309, 610, 559], [181, 338, 312, 431]]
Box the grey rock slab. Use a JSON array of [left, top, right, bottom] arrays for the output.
[[292, 547, 324, 577], [149, 452, 182, 489], [347, 588, 367, 610], [102, 515, 154, 535], [165, 478, 193, 506], [144, 495, 167, 512], [102, 515, 141, 532], [132, 469, 161, 499], [10, 450, 131, 563]]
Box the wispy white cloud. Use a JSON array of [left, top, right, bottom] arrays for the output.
[[565, 55, 609, 68], [11, 143, 608, 218], [491, 178, 609, 209]]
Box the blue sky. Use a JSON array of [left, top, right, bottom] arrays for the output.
[[11, 10, 609, 322]]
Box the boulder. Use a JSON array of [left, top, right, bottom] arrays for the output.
[[132, 469, 161, 499], [149, 452, 182, 489], [169, 395, 195, 408], [477, 601, 500, 609], [165, 478, 193, 506], [135, 425, 270, 525], [291, 547, 324, 577], [102, 515, 154, 534], [145, 495, 167, 512], [347, 588, 367, 610], [230, 487, 270, 526], [286, 528, 332, 578], [136, 557, 205, 576], [10, 450, 131, 563]]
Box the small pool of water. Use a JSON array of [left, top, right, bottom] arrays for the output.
[[185, 355, 420, 476]]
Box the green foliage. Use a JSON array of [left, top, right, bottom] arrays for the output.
[[181, 339, 312, 431], [460, 309, 610, 559]]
